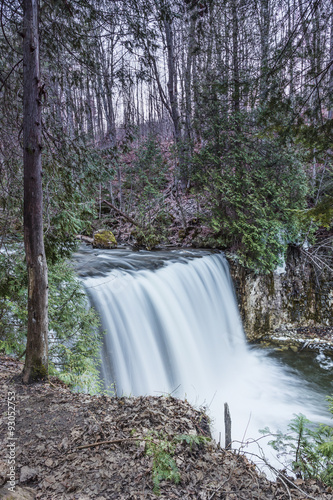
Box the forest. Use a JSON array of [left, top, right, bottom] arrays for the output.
[[0, 0, 333, 497], [0, 0, 332, 378]]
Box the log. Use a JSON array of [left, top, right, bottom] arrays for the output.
[[78, 438, 138, 450], [101, 199, 142, 228], [76, 235, 94, 244]]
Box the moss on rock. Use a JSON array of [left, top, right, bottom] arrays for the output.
[[93, 230, 117, 249]]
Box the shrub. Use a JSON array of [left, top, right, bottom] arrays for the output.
[[0, 244, 101, 392], [262, 396, 333, 486]]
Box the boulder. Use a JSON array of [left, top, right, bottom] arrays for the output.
[[93, 230, 117, 249]]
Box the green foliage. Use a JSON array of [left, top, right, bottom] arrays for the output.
[[174, 433, 211, 450], [144, 431, 211, 494], [0, 244, 28, 355], [131, 228, 161, 250], [294, 197, 333, 230], [133, 136, 167, 192], [262, 397, 333, 486], [43, 139, 111, 263], [192, 114, 309, 272], [0, 245, 102, 392], [145, 432, 180, 495], [47, 259, 102, 391]]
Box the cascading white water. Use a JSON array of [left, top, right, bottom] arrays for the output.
[[77, 247, 331, 470]]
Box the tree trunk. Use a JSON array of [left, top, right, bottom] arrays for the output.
[[163, 17, 187, 184], [86, 75, 95, 141], [22, 0, 49, 384], [164, 18, 181, 144], [184, 16, 196, 147], [329, 0, 333, 119], [232, 1, 240, 114], [259, 0, 270, 103], [287, 0, 294, 102]]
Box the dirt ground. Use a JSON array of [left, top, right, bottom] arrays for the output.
[[0, 356, 332, 500]]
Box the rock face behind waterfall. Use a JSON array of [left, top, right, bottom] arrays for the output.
[[230, 246, 333, 351]]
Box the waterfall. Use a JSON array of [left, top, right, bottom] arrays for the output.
[[77, 247, 330, 467]]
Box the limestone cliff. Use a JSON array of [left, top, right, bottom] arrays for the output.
[[229, 246, 333, 351]]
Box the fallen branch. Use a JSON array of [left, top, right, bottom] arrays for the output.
[[17, 349, 26, 360], [101, 200, 142, 228], [78, 437, 139, 450], [76, 235, 94, 244]]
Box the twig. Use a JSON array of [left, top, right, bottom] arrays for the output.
[[208, 476, 231, 499], [47, 377, 57, 388], [241, 450, 318, 500], [77, 437, 139, 450], [17, 350, 26, 360], [300, 247, 333, 274], [277, 473, 292, 500]]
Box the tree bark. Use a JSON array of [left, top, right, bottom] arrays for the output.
[[22, 0, 49, 383], [329, 0, 333, 119], [259, 0, 270, 103], [164, 17, 181, 145], [232, 0, 240, 114], [184, 15, 196, 147]]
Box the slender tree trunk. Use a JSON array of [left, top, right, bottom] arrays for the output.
[[288, 0, 294, 101], [86, 76, 95, 141], [184, 16, 196, 146], [117, 164, 123, 210], [95, 83, 105, 139], [298, 0, 319, 118], [164, 18, 181, 145], [259, 0, 270, 103], [328, 0, 333, 119], [22, 0, 49, 383], [65, 82, 75, 138], [232, 0, 240, 114], [224, 9, 230, 113]]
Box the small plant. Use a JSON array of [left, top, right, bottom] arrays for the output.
[[261, 396, 333, 486], [145, 432, 180, 495], [174, 433, 211, 450], [144, 431, 211, 494]]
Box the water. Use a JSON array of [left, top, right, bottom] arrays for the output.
[[74, 246, 332, 471]]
